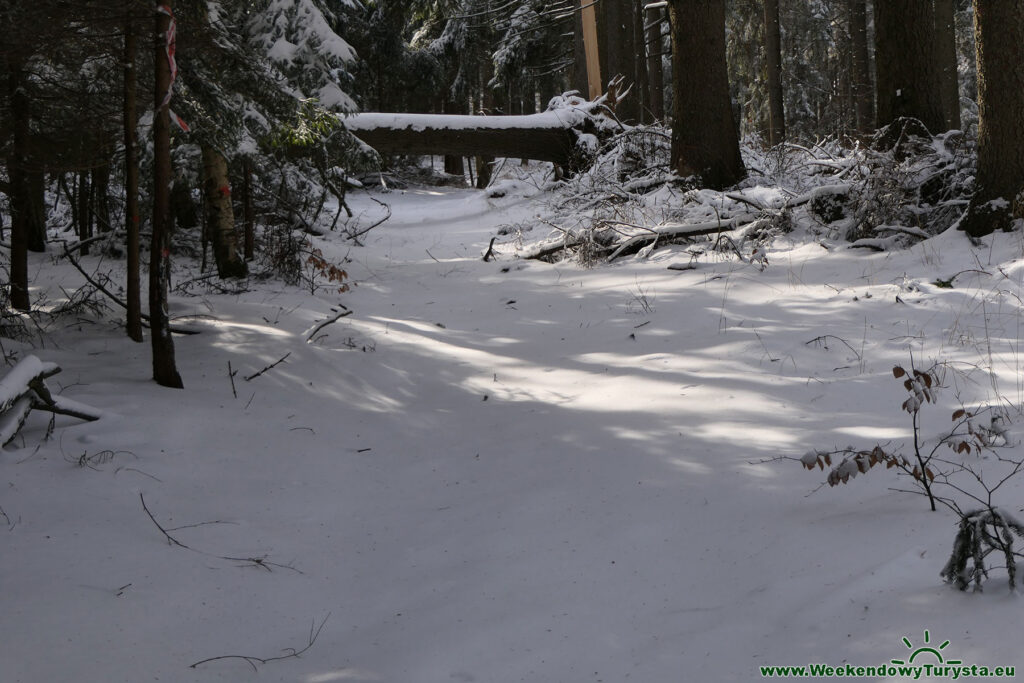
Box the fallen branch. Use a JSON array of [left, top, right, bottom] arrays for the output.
[[140, 493, 301, 573], [245, 353, 291, 381], [606, 213, 761, 261], [189, 614, 330, 671], [0, 356, 100, 445], [60, 243, 199, 335], [306, 310, 353, 342]]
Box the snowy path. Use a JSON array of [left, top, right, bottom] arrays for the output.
[[4, 184, 1024, 681]]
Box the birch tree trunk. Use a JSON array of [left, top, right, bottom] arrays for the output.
[[201, 146, 247, 278]]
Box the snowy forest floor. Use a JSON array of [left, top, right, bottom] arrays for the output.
[[4, 172, 1024, 682]]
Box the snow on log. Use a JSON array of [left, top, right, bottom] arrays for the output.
[[606, 213, 762, 261], [0, 355, 100, 446], [346, 112, 579, 166], [344, 99, 610, 169], [0, 396, 33, 446], [0, 356, 58, 415]]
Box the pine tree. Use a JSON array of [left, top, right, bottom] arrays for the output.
[[667, 0, 744, 189], [960, 0, 1024, 237]]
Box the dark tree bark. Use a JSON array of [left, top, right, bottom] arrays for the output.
[[602, 0, 639, 122], [847, 0, 874, 133], [242, 159, 254, 261], [77, 171, 92, 254], [934, 0, 961, 131], [764, 0, 785, 145], [646, 6, 665, 121], [572, 1, 588, 97], [151, 3, 183, 388], [961, 0, 1024, 237], [667, 0, 745, 189], [201, 145, 246, 279], [26, 169, 46, 253], [874, 0, 944, 132], [633, 0, 651, 123], [124, 8, 142, 342], [7, 61, 32, 311]]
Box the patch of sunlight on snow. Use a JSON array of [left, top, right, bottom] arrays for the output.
[[734, 462, 777, 478], [206, 320, 292, 337], [356, 316, 795, 419], [694, 422, 799, 450], [306, 670, 382, 682], [832, 425, 909, 440], [667, 457, 713, 475]]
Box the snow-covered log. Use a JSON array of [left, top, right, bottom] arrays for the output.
[[346, 112, 579, 166], [0, 355, 100, 446], [345, 96, 615, 170]]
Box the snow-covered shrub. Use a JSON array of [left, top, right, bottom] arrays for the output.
[[941, 508, 1024, 592]]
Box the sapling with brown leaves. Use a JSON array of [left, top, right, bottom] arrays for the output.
[[785, 360, 1024, 591]]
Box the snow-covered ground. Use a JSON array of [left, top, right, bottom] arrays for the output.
[[4, 178, 1024, 682]]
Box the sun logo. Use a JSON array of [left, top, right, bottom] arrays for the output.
[[891, 629, 962, 666]]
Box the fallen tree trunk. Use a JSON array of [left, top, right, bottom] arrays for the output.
[[0, 355, 101, 445], [345, 111, 591, 169]]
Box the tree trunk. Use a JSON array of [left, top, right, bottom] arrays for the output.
[[961, 0, 1024, 237], [874, 0, 944, 132], [646, 6, 666, 121], [602, 0, 639, 123], [201, 145, 247, 279], [667, 0, 745, 189], [764, 0, 786, 146], [7, 61, 31, 311], [847, 0, 874, 133], [242, 159, 254, 261], [934, 0, 961, 131], [151, 3, 183, 388], [633, 0, 651, 123], [77, 171, 92, 255], [26, 169, 46, 253], [124, 8, 142, 343], [572, 0, 588, 97], [91, 160, 110, 234]]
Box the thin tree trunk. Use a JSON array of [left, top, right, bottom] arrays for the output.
[[201, 146, 247, 278], [646, 6, 665, 120], [151, 3, 183, 388], [874, 0, 944, 132], [667, 0, 745, 189], [26, 168, 46, 252], [847, 0, 874, 133], [961, 0, 1024, 237], [764, 0, 786, 145], [934, 0, 961, 131], [92, 160, 110, 234], [77, 171, 91, 255], [124, 7, 142, 342], [242, 159, 254, 261], [7, 61, 31, 311], [633, 0, 651, 123], [603, 0, 639, 123]]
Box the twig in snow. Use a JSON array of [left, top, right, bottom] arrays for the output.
[[306, 311, 352, 342], [245, 353, 291, 381], [227, 361, 238, 398], [482, 237, 497, 262], [140, 494, 301, 573], [189, 614, 331, 671]]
